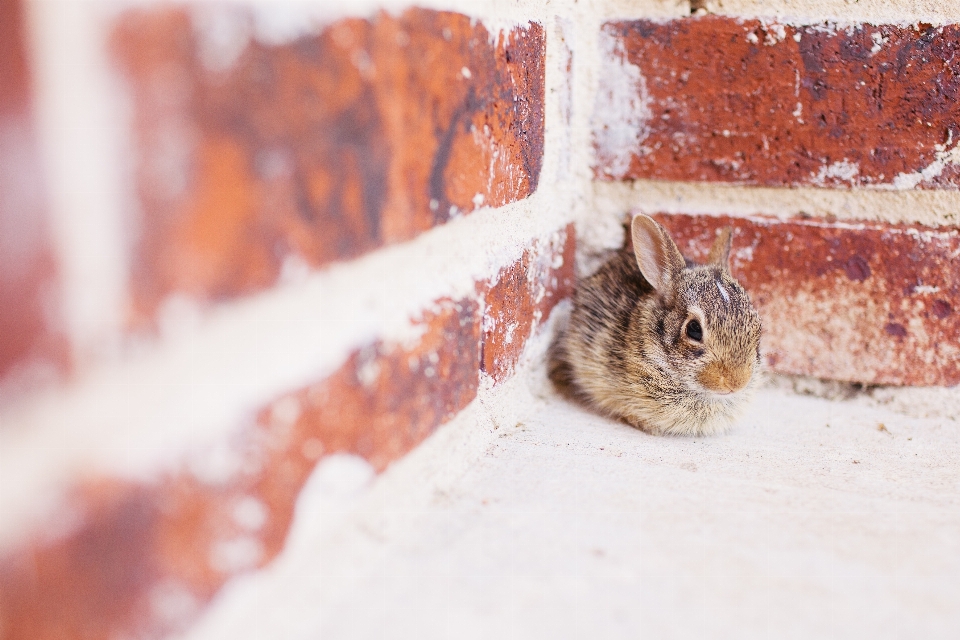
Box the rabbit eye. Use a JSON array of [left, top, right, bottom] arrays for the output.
[[685, 319, 703, 342]]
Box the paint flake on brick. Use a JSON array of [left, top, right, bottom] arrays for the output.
[[593, 23, 652, 179], [653, 213, 960, 386], [597, 17, 960, 189], [112, 8, 546, 323]]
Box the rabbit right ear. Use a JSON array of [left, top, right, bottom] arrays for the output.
[[631, 214, 686, 295], [707, 227, 733, 273]]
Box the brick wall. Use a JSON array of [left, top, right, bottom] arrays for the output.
[[1, 0, 959, 638]]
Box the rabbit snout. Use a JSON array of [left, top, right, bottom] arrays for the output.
[[697, 360, 753, 394]]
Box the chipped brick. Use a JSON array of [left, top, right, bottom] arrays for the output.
[[653, 213, 960, 386], [597, 17, 960, 189], [482, 224, 576, 382], [263, 298, 482, 474], [112, 8, 545, 322]]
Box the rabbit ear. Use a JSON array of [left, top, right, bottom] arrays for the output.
[[631, 214, 686, 294], [707, 227, 733, 272]]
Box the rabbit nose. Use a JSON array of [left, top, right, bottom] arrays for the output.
[[698, 362, 751, 394]]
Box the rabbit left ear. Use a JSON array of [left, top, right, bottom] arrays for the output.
[[631, 214, 686, 295], [707, 227, 733, 273]]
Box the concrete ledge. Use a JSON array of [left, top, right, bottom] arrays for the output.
[[175, 361, 960, 639]]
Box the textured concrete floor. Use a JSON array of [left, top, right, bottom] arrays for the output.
[[180, 368, 960, 640]]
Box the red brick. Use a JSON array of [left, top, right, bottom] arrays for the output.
[[653, 213, 960, 386], [264, 298, 482, 474], [597, 17, 960, 188], [111, 8, 545, 323], [0, 0, 63, 384], [482, 224, 576, 382]]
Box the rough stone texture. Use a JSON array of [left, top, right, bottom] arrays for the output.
[[597, 17, 960, 189], [652, 213, 960, 386], [0, 0, 62, 385], [0, 226, 577, 640], [482, 225, 575, 383], [112, 8, 545, 323]]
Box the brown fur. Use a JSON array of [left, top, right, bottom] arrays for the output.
[[552, 215, 762, 436]]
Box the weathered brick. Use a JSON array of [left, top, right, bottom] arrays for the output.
[[0, 0, 62, 384], [653, 213, 960, 386], [112, 8, 545, 322], [597, 17, 960, 188], [263, 298, 483, 474], [482, 224, 575, 382]]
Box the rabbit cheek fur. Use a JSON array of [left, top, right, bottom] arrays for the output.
[[557, 215, 762, 437]]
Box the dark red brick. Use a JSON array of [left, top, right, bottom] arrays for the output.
[[112, 8, 545, 323], [0, 0, 63, 384], [653, 213, 960, 386], [598, 17, 960, 188], [482, 224, 576, 382]]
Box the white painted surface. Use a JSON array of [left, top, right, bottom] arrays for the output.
[[176, 358, 960, 640], [592, 23, 652, 179]]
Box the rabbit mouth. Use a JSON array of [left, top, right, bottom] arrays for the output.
[[702, 387, 737, 399], [696, 383, 748, 402]]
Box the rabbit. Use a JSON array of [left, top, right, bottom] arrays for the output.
[[551, 213, 762, 436]]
